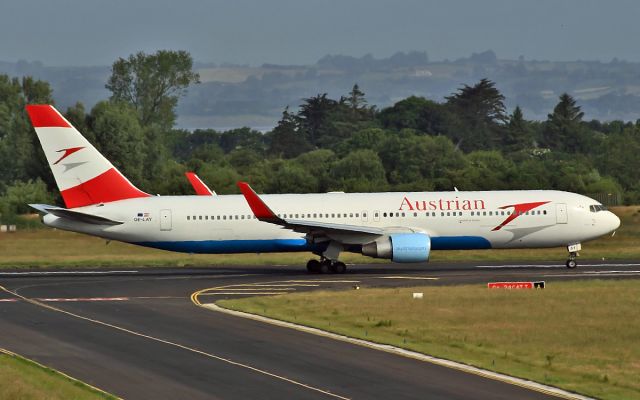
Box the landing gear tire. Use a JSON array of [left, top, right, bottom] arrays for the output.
[[319, 260, 331, 274], [333, 262, 347, 274], [306, 259, 321, 273], [566, 250, 579, 269]]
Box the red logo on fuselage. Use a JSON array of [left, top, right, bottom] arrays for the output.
[[492, 201, 550, 231], [399, 196, 486, 211], [54, 147, 85, 165]]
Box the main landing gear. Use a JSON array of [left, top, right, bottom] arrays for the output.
[[306, 258, 347, 274], [566, 243, 581, 269]]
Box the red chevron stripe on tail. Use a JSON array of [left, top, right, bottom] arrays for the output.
[[25, 104, 151, 208]]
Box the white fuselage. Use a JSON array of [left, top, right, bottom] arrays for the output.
[[43, 190, 620, 256]]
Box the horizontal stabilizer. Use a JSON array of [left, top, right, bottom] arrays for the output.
[[29, 204, 123, 226]]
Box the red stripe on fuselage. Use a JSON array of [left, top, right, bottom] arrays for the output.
[[61, 168, 150, 208], [492, 201, 550, 231], [25, 104, 71, 128]]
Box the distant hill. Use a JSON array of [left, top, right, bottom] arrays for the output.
[[3, 50, 640, 130]]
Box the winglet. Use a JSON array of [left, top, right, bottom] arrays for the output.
[[185, 172, 215, 196], [237, 182, 281, 222]]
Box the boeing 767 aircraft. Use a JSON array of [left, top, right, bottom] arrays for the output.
[[26, 105, 620, 273]]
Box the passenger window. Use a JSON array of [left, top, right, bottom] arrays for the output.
[[543, 210, 547, 215], [414, 212, 417, 217], [441, 212, 444, 216], [350, 213, 353, 218], [187, 216, 190, 220], [401, 212, 405, 217]]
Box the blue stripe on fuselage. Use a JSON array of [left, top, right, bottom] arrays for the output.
[[133, 239, 320, 254], [431, 236, 491, 250], [133, 236, 491, 254]]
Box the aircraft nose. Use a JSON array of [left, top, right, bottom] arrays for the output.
[[608, 212, 621, 232]]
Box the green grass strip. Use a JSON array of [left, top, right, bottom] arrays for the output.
[[219, 279, 640, 400], [0, 349, 118, 400]]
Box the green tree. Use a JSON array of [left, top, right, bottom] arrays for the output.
[[88, 101, 145, 185], [503, 106, 533, 152], [106, 50, 200, 129], [267, 107, 312, 158], [542, 93, 586, 152], [0, 178, 54, 217], [0, 75, 54, 188], [378, 96, 455, 137], [330, 150, 388, 192], [445, 78, 508, 150], [267, 162, 318, 193], [298, 93, 338, 146]]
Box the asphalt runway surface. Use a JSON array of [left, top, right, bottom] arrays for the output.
[[1, 260, 639, 399]]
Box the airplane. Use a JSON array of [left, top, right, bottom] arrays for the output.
[[25, 104, 621, 274]]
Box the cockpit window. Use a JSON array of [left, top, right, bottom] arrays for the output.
[[589, 204, 607, 212]]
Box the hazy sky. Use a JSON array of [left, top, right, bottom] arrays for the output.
[[3, 0, 639, 66]]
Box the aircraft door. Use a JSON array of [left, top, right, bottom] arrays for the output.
[[556, 203, 568, 224], [160, 209, 172, 231]]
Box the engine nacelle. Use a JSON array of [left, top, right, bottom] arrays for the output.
[[361, 233, 431, 263]]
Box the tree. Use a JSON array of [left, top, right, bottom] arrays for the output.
[[298, 93, 338, 146], [542, 93, 586, 152], [0, 178, 54, 217], [267, 107, 312, 158], [445, 78, 508, 150], [106, 50, 200, 129], [88, 101, 145, 185], [378, 96, 454, 136], [345, 84, 367, 111], [0, 75, 54, 188], [330, 150, 388, 192], [503, 106, 533, 152]]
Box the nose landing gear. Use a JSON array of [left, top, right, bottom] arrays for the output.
[[566, 243, 581, 269]]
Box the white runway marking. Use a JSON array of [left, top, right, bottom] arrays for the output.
[[0, 285, 350, 400], [377, 276, 439, 280], [203, 288, 295, 292], [476, 265, 564, 268], [0, 270, 139, 276], [204, 303, 593, 400], [287, 280, 360, 283], [477, 263, 640, 269], [201, 292, 290, 296]]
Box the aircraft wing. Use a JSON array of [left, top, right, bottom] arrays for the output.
[[237, 182, 384, 245], [29, 204, 124, 226]]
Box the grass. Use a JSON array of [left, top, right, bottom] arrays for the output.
[[0, 206, 638, 269], [0, 350, 116, 400], [219, 280, 640, 400]]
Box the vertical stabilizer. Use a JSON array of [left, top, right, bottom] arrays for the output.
[[25, 104, 150, 208]]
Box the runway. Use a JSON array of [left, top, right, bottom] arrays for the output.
[[1, 260, 638, 399]]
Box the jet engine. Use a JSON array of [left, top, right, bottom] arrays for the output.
[[361, 233, 431, 263]]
